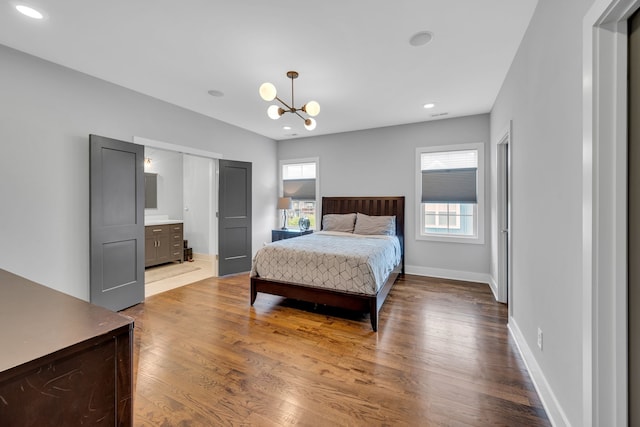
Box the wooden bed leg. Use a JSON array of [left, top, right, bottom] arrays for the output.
[[370, 300, 378, 332], [250, 281, 257, 305]]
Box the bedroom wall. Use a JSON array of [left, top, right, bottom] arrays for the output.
[[277, 114, 491, 281], [0, 44, 277, 301], [489, 0, 594, 424]]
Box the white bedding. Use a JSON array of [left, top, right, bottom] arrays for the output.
[[250, 231, 402, 295]]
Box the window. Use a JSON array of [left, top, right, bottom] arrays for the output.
[[416, 143, 484, 243], [280, 158, 319, 230]]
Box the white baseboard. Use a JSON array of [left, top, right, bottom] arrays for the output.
[[488, 275, 499, 300], [508, 318, 571, 427], [405, 264, 492, 285]]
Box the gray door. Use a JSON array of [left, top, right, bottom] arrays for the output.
[[90, 134, 145, 311], [218, 160, 252, 276], [629, 10, 640, 426]]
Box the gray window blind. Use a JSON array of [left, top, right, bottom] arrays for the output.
[[421, 149, 478, 204], [421, 168, 477, 203], [283, 178, 316, 200]]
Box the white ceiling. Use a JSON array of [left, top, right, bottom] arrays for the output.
[[0, 1, 538, 141]]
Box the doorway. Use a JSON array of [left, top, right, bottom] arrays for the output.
[[584, 0, 640, 423], [497, 125, 512, 307], [135, 136, 221, 289]]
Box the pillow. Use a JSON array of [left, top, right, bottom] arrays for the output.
[[354, 212, 396, 236], [322, 213, 356, 233]]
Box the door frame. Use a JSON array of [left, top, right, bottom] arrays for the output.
[[496, 122, 512, 307], [583, 0, 639, 424]]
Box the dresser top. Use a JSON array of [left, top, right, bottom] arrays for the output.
[[0, 269, 133, 374]]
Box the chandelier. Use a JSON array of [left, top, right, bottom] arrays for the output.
[[259, 71, 320, 131]]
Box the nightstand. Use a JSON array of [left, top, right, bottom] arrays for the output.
[[272, 229, 313, 242]]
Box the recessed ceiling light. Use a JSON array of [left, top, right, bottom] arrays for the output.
[[207, 89, 224, 97], [423, 103, 435, 109], [409, 31, 434, 47], [283, 126, 292, 130], [15, 4, 45, 19]]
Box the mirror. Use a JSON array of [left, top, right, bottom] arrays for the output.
[[145, 173, 157, 209]]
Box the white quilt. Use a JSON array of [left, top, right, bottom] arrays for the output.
[[250, 231, 402, 295]]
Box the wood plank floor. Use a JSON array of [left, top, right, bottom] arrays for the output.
[[122, 274, 550, 426]]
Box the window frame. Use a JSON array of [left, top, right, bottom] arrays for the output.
[[415, 143, 485, 244], [279, 157, 320, 231]]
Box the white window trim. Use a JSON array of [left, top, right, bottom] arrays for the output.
[[415, 143, 485, 244], [279, 157, 320, 230]]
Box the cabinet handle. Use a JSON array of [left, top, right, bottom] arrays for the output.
[[153, 228, 163, 232]]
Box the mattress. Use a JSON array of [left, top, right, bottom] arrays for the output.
[[250, 231, 402, 295]]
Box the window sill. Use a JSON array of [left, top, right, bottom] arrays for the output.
[[416, 233, 484, 245]]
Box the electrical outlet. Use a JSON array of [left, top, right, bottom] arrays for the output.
[[537, 327, 543, 350]]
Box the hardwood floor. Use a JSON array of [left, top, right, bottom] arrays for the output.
[[122, 274, 550, 426]]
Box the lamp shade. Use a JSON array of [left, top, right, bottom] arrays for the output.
[[304, 118, 317, 131], [303, 101, 320, 117], [267, 105, 282, 120], [277, 197, 292, 209], [259, 82, 277, 101]]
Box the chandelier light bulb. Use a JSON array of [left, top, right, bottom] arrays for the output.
[[304, 118, 317, 131], [303, 100, 320, 117], [259, 82, 277, 101], [267, 105, 282, 120]]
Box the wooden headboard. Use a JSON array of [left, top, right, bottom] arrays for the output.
[[321, 196, 405, 273]]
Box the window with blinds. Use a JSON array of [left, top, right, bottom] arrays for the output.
[[281, 159, 318, 229], [416, 144, 484, 243]]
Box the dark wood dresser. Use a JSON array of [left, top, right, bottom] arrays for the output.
[[0, 269, 134, 426]]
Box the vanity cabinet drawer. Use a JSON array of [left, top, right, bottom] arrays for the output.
[[146, 225, 168, 236]]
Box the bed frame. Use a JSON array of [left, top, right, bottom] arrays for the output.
[[250, 196, 405, 331]]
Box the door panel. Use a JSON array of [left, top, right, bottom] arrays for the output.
[[218, 160, 252, 276], [90, 134, 144, 311]]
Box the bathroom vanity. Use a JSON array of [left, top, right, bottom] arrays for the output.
[[144, 220, 184, 267]]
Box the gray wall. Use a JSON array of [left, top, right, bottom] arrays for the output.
[[490, 0, 593, 424], [278, 114, 491, 281], [0, 44, 277, 300]]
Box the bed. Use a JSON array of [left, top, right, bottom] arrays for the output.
[[250, 196, 405, 331]]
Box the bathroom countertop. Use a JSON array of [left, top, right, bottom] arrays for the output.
[[144, 219, 183, 226]]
